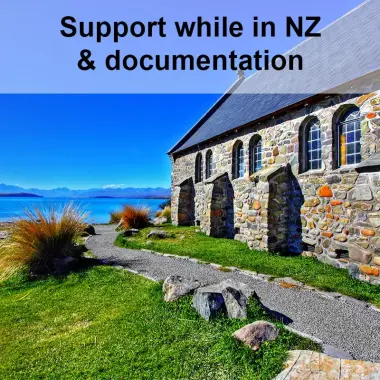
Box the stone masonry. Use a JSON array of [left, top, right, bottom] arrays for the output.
[[170, 92, 380, 284]]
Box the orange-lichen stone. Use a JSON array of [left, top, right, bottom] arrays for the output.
[[325, 205, 331, 213], [326, 214, 334, 219], [367, 112, 377, 120], [360, 265, 379, 276], [322, 232, 333, 238], [331, 200, 342, 206], [253, 200, 261, 210], [318, 185, 333, 198], [361, 229, 376, 237]]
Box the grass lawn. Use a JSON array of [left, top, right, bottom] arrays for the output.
[[0, 266, 318, 380], [116, 225, 380, 307]]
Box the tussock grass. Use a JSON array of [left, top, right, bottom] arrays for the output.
[[121, 205, 150, 230], [108, 210, 123, 224], [155, 205, 171, 222], [0, 203, 87, 279]]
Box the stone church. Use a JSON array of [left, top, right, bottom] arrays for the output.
[[168, 0, 380, 284]]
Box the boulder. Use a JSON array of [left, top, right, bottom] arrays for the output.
[[0, 231, 9, 239], [153, 217, 168, 225], [147, 229, 170, 239], [192, 280, 256, 320], [163, 275, 200, 302], [192, 285, 226, 320], [221, 286, 248, 319], [232, 321, 279, 351], [122, 229, 139, 237], [83, 224, 96, 236]]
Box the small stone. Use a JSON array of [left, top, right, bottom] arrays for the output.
[[318, 185, 333, 198], [361, 229, 376, 237], [253, 200, 261, 210], [344, 202, 351, 208], [332, 206, 344, 215], [360, 265, 378, 276], [331, 200, 343, 206], [304, 198, 320, 207], [303, 237, 317, 246], [349, 245, 372, 264], [334, 234, 347, 242], [322, 232, 333, 238], [232, 321, 279, 351], [374, 257, 380, 266], [273, 146, 279, 156]]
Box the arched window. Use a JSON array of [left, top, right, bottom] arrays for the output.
[[249, 135, 262, 175], [233, 141, 244, 179], [206, 150, 214, 178], [300, 117, 322, 172], [195, 153, 203, 183], [337, 107, 361, 167]]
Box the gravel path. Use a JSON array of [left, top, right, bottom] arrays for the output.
[[87, 225, 380, 363]]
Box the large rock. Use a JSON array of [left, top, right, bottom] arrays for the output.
[[221, 286, 248, 319], [122, 229, 139, 237], [192, 285, 226, 320], [83, 225, 95, 236], [147, 229, 170, 239], [153, 217, 168, 225], [163, 275, 200, 302], [192, 280, 256, 320], [232, 321, 279, 351]]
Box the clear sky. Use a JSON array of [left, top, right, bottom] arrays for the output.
[[0, 94, 219, 189]]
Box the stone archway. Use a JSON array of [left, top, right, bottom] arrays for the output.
[[210, 174, 235, 238], [178, 178, 195, 226]]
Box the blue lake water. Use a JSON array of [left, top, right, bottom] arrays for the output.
[[0, 197, 167, 224]]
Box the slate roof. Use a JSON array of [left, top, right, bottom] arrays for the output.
[[169, 0, 380, 155]]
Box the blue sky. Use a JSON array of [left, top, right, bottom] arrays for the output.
[[0, 95, 219, 189], [0, 0, 366, 189]]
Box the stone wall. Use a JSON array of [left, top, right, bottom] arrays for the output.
[[171, 91, 380, 284]]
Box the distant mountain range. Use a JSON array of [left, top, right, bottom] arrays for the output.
[[0, 184, 171, 199]]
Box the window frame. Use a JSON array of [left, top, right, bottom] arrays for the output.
[[336, 107, 361, 168], [205, 150, 214, 179], [233, 141, 245, 179], [249, 135, 262, 175], [299, 117, 322, 174], [195, 153, 203, 183]]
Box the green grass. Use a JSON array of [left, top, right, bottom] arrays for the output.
[[0, 266, 319, 379], [116, 225, 380, 307]]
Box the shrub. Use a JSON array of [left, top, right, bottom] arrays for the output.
[[158, 199, 171, 210], [109, 210, 123, 224], [160, 206, 171, 221], [122, 205, 150, 230], [0, 203, 88, 277]]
